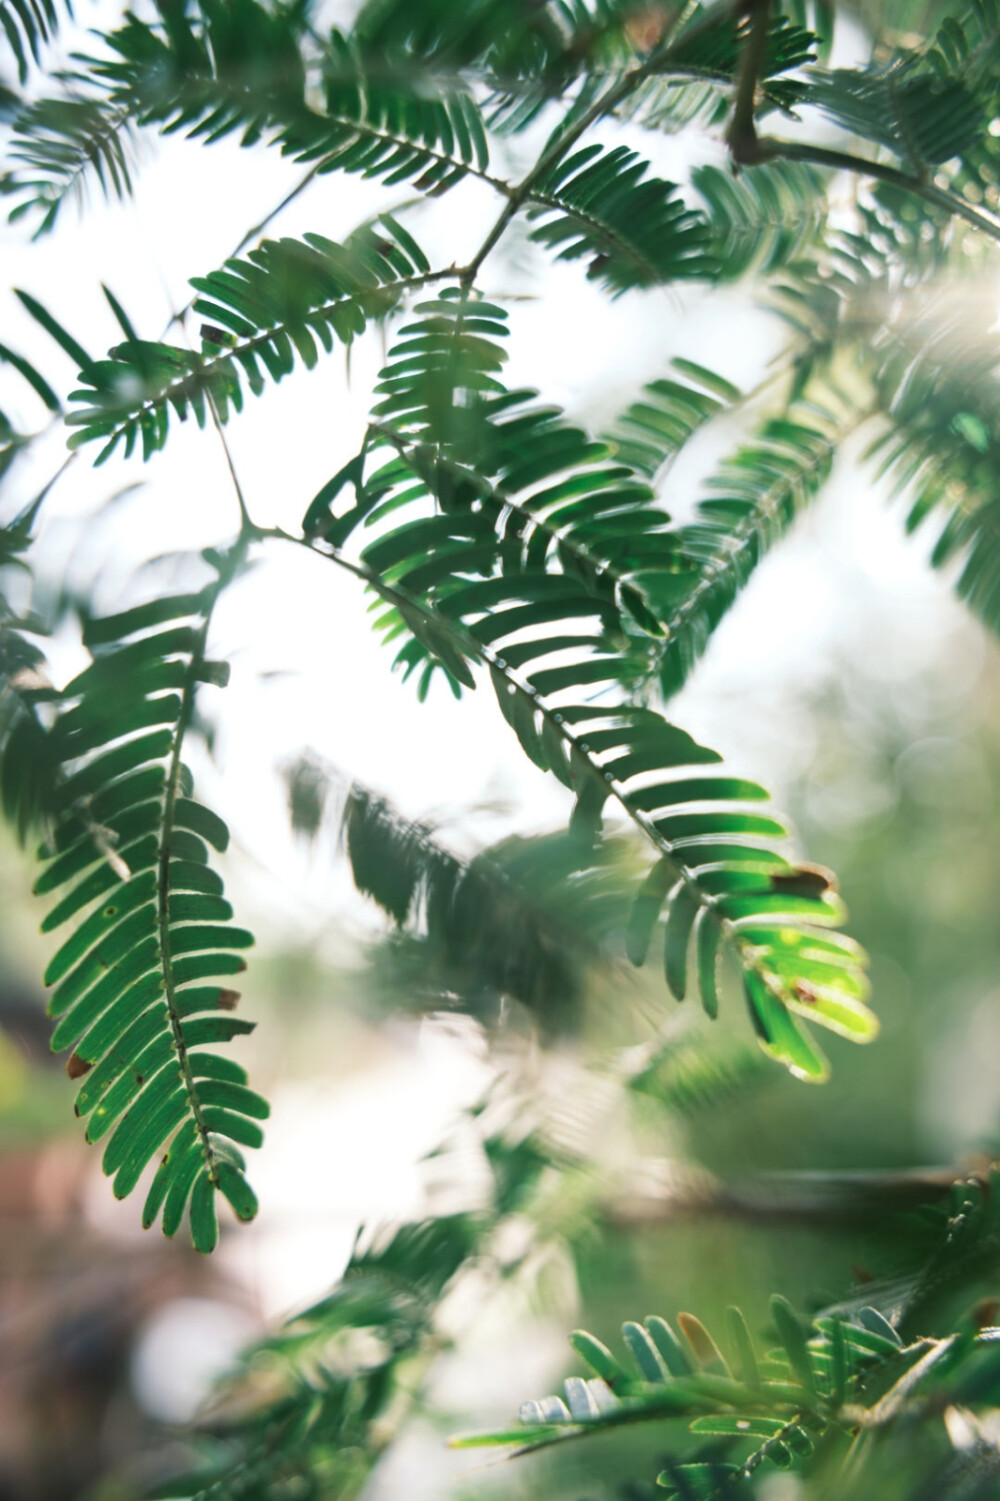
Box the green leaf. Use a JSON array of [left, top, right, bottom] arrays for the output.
[[34, 585, 264, 1247], [770, 1295, 816, 1396]]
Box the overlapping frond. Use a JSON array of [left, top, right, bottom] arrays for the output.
[[0, 0, 69, 84], [693, 160, 829, 281], [314, 288, 707, 653], [525, 143, 712, 293], [65, 216, 430, 464], [646, 390, 854, 698], [340, 781, 631, 1033], [303, 290, 873, 1081], [33, 576, 265, 1250], [2, 94, 139, 237]]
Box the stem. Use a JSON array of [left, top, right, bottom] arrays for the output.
[[156, 591, 226, 1184], [762, 139, 1000, 246], [726, 0, 773, 164], [208, 393, 254, 535], [463, 25, 694, 282]]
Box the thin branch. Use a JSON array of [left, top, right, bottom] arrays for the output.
[[207, 393, 254, 535], [762, 138, 1000, 246], [726, 0, 773, 164]]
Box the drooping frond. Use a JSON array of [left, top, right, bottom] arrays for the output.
[[302, 295, 873, 1081], [2, 93, 139, 237], [65, 216, 430, 463], [33, 574, 266, 1250], [297, 288, 875, 1077], [525, 143, 713, 293], [0, 0, 70, 84]]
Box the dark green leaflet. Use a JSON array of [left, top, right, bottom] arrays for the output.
[[36, 581, 265, 1250]]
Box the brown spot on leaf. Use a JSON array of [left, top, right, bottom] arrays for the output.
[[201, 323, 231, 346], [973, 1298, 999, 1329], [624, 3, 672, 50], [677, 1312, 725, 1369], [218, 989, 241, 1011], [770, 864, 836, 898], [66, 1053, 92, 1079], [851, 1264, 874, 1285]]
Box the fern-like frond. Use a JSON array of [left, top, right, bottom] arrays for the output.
[[693, 160, 829, 280], [866, 302, 1000, 637], [33, 574, 266, 1250], [0, 0, 70, 84], [458, 1292, 908, 1459], [2, 93, 139, 236], [603, 358, 742, 478], [461, 1169, 1000, 1494], [646, 389, 854, 698], [525, 143, 712, 292], [86, 8, 494, 193], [65, 216, 431, 464], [301, 289, 873, 1079]]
